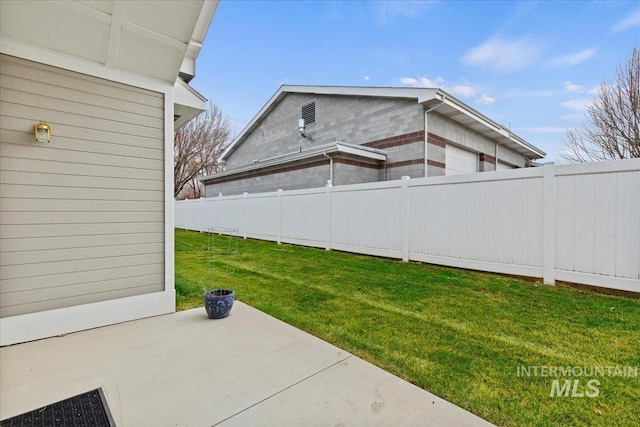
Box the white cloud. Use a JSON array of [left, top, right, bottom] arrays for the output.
[[477, 94, 495, 105], [399, 76, 444, 87], [588, 83, 613, 95], [449, 85, 475, 98], [364, 75, 371, 81], [560, 112, 584, 121], [397, 75, 494, 105], [561, 98, 592, 112], [561, 80, 584, 93], [463, 36, 543, 73], [399, 77, 418, 85], [545, 48, 596, 68], [613, 8, 640, 32]]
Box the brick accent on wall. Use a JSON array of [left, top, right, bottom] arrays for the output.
[[479, 153, 496, 164], [387, 159, 424, 168], [427, 132, 446, 148], [333, 157, 381, 170], [363, 131, 425, 150], [208, 159, 330, 185], [427, 159, 446, 169]]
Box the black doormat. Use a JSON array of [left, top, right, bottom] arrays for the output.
[[0, 388, 115, 427]]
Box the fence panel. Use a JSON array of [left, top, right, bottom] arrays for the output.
[[408, 170, 544, 277], [175, 159, 640, 292], [330, 184, 403, 258], [555, 164, 640, 291], [280, 189, 327, 248], [210, 196, 245, 232], [245, 194, 279, 241]]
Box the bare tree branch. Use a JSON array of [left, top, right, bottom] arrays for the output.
[[174, 102, 231, 198], [561, 47, 640, 163]]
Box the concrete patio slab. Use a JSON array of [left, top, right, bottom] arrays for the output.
[[1, 302, 493, 426]]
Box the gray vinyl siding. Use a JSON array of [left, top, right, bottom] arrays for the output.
[[0, 54, 165, 317]]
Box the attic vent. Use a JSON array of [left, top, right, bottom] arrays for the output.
[[301, 100, 316, 125]]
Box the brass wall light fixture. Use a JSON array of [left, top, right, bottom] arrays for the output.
[[35, 122, 51, 143]]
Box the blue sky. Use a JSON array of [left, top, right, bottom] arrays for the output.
[[191, 1, 640, 162]]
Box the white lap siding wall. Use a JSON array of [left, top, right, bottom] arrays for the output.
[[0, 54, 165, 317]]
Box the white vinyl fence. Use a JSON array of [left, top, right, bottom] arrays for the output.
[[175, 159, 640, 293]]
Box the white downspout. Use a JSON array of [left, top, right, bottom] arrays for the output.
[[424, 95, 446, 177], [323, 151, 333, 185]]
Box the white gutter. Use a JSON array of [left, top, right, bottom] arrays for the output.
[[199, 142, 386, 182], [424, 94, 446, 177], [322, 152, 334, 185], [429, 91, 546, 159]]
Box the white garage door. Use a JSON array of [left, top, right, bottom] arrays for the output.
[[496, 161, 514, 171], [446, 144, 478, 175]]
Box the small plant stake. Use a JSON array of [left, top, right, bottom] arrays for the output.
[[203, 227, 239, 319]]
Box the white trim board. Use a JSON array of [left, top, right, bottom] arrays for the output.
[[0, 290, 176, 346], [1, 39, 169, 92], [164, 87, 177, 318]]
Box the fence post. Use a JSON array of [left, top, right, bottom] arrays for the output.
[[542, 163, 556, 285], [243, 192, 248, 239], [199, 197, 205, 233], [277, 189, 283, 245], [401, 176, 410, 262], [325, 183, 332, 251]]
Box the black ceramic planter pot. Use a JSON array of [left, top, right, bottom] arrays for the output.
[[203, 289, 235, 319]]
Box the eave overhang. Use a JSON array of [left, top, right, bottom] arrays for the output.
[[0, 0, 218, 84], [200, 142, 387, 183], [423, 90, 546, 159], [174, 78, 207, 129]]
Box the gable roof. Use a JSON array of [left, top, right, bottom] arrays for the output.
[[221, 85, 546, 161]]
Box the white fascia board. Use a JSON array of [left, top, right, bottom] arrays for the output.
[[191, 1, 219, 45], [281, 85, 436, 100], [220, 86, 289, 160], [179, 0, 218, 78], [202, 142, 386, 182], [173, 79, 207, 129], [336, 143, 387, 160], [174, 78, 207, 106], [431, 89, 546, 159]]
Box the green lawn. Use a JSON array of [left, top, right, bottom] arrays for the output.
[[175, 229, 640, 427]]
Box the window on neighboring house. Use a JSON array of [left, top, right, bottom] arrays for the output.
[[301, 100, 316, 125]]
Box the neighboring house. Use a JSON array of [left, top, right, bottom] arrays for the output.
[[0, 0, 218, 346], [200, 86, 546, 196]]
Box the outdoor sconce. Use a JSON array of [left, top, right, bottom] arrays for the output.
[[35, 122, 51, 143], [298, 118, 311, 140]]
